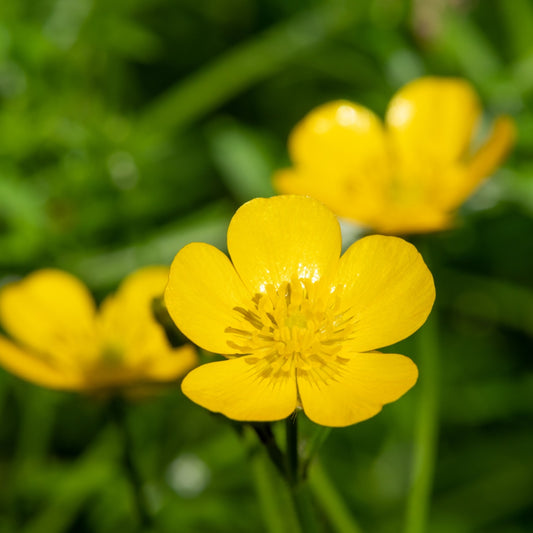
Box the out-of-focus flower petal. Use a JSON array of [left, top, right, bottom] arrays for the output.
[[386, 77, 481, 167], [0, 269, 97, 366], [0, 335, 83, 390]]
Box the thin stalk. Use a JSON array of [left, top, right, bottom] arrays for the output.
[[302, 426, 332, 478], [288, 481, 321, 533], [251, 423, 286, 479], [110, 399, 153, 532], [286, 416, 299, 485], [404, 310, 440, 533], [309, 460, 363, 533], [245, 428, 295, 533], [285, 414, 322, 533]]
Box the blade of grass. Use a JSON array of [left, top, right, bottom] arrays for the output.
[[308, 460, 363, 533], [438, 267, 533, 336], [139, 0, 363, 134], [404, 312, 440, 533]]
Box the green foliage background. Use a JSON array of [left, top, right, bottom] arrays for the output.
[[0, 0, 532, 531]]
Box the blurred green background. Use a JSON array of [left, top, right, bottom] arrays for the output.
[[0, 0, 532, 531]]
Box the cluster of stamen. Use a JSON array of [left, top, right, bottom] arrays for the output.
[[224, 277, 356, 382]]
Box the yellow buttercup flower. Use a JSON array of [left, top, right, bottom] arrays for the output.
[[274, 77, 515, 234], [165, 196, 435, 427], [0, 267, 197, 392]]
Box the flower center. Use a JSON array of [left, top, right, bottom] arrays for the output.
[[225, 277, 356, 377], [101, 343, 124, 367]]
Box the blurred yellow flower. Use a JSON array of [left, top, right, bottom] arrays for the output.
[[165, 195, 435, 427], [0, 267, 197, 392], [274, 77, 515, 234]]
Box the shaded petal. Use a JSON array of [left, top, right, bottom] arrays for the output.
[[275, 103, 395, 231], [420, 117, 515, 215], [0, 269, 97, 361], [370, 204, 453, 235], [386, 77, 481, 167], [297, 351, 418, 427], [143, 345, 198, 381], [115, 266, 170, 313], [228, 196, 341, 293], [288, 100, 390, 174], [466, 115, 515, 187], [182, 356, 297, 421], [82, 345, 198, 390], [98, 266, 174, 368], [334, 235, 435, 352], [273, 168, 386, 226], [165, 243, 251, 354], [0, 335, 83, 390], [273, 169, 343, 211]]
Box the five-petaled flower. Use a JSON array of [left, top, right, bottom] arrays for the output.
[[274, 76, 515, 234], [165, 195, 435, 427], [0, 267, 197, 392]]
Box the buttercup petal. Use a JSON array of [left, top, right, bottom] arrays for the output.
[[0, 335, 83, 390], [297, 351, 418, 427], [466, 115, 515, 186], [182, 355, 297, 421], [98, 266, 174, 367], [289, 100, 389, 173], [98, 267, 198, 383], [277, 103, 391, 228], [386, 76, 481, 166], [370, 205, 453, 235], [227, 196, 341, 293], [165, 243, 251, 354], [84, 344, 198, 390], [114, 266, 170, 312], [273, 169, 342, 210], [143, 345, 198, 381], [334, 235, 435, 352], [0, 269, 97, 361]]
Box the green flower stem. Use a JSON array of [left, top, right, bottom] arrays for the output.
[[286, 416, 299, 484], [245, 428, 296, 533], [110, 399, 153, 532], [308, 460, 363, 533], [251, 423, 287, 479], [285, 414, 322, 533], [302, 426, 332, 478], [252, 417, 362, 533], [288, 481, 322, 533], [404, 309, 440, 533]]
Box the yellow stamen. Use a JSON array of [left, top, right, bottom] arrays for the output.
[[224, 277, 356, 385]]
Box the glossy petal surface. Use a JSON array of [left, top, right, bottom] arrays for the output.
[[298, 351, 418, 427], [165, 243, 251, 354], [228, 196, 341, 293], [182, 355, 298, 421], [334, 235, 435, 352]]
